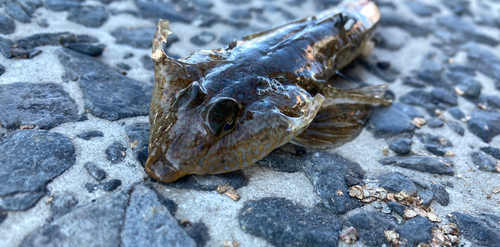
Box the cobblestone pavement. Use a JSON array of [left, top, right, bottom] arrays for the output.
[[1, 0, 500, 246]]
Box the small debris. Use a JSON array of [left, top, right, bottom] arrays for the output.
[[20, 125, 36, 130], [492, 187, 500, 194], [384, 230, 402, 247], [46, 195, 54, 204], [179, 219, 193, 227], [427, 212, 442, 223], [130, 140, 139, 149], [444, 150, 455, 157], [383, 146, 389, 156], [456, 173, 462, 179], [337, 189, 344, 196], [404, 208, 418, 219], [496, 161, 500, 173], [223, 240, 241, 247], [437, 137, 449, 146], [217, 184, 241, 201], [411, 117, 426, 128], [477, 103, 487, 110], [429, 224, 460, 246], [340, 227, 359, 244], [454, 87, 464, 96]]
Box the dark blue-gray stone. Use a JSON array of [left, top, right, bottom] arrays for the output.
[[448, 212, 500, 247], [438, 16, 498, 46], [117, 62, 131, 71], [430, 88, 458, 106], [5, 1, 31, 23], [405, 1, 440, 17], [430, 184, 450, 206], [239, 197, 342, 247], [379, 156, 453, 175], [346, 211, 399, 246], [416, 133, 453, 156], [480, 146, 500, 160], [0, 14, 15, 35], [16, 32, 98, 49], [121, 184, 196, 247], [467, 46, 500, 81], [400, 89, 432, 106], [389, 138, 412, 155], [44, 0, 82, 11], [447, 122, 465, 136], [427, 117, 444, 128], [448, 107, 465, 120], [471, 151, 497, 173], [77, 131, 104, 140], [0, 130, 75, 211], [399, 216, 433, 246], [105, 142, 126, 164], [303, 152, 365, 214], [0, 64, 5, 77], [468, 110, 500, 143], [99, 179, 122, 191], [84, 162, 107, 181], [57, 48, 151, 121], [379, 10, 431, 37], [134, 0, 195, 23], [50, 193, 78, 219], [0, 82, 78, 129], [111, 28, 155, 49], [190, 31, 217, 46], [68, 6, 109, 27], [386, 201, 407, 217], [66, 43, 106, 56], [184, 221, 210, 247], [0, 191, 46, 211], [418, 189, 434, 206], [377, 172, 418, 195], [366, 103, 419, 138]]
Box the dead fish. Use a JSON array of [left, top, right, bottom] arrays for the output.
[[146, 0, 391, 182]]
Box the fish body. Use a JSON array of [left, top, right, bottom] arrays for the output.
[[146, 0, 391, 182]]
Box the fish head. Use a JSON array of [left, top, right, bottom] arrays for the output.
[[146, 57, 324, 182]]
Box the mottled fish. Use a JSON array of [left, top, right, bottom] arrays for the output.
[[146, 0, 392, 182]]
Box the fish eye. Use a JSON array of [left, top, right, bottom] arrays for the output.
[[206, 98, 240, 139]]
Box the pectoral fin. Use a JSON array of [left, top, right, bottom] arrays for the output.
[[291, 103, 372, 148]]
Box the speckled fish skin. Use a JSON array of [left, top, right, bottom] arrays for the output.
[[146, 0, 391, 182]]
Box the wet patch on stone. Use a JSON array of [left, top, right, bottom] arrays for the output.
[[239, 197, 342, 247], [0, 130, 75, 211]]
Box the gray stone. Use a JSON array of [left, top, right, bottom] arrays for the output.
[[480, 146, 500, 160], [427, 117, 444, 128], [84, 162, 107, 181], [77, 131, 104, 140], [438, 16, 498, 46], [0, 191, 46, 211], [121, 184, 196, 247], [471, 151, 497, 172], [405, 1, 440, 17], [416, 133, 453, 156], [50, 193, 78, 219], [366, 103, 419, 138], [400, 89, 432, 106], [57, 48, 151, 121], [430, 88, 458, 106], [346, 211, 399, 246], [448, 212, 500, 247], [377, 172, 418, 195], [379, 10, 431, 37], [0, 83, 79, 129], [111, 28, 156, 49], [239, 197, 342, 247], [135, 0, 196, 23], [159, 171, 248, 191], [430, 184, 450, 206], [44, 0, 82, 11], [468, 110, 500, 143], [447, 122, 465, 136], [105, 142, 126, 164], [379, 156, 454, 175], [389, 139, 412, 155], [399, 216, 433, 246], [68, 6, 109, 27], [418, 190, 434, 206], [448, 107, 465, 120], [190, 31, 217, 46], [0, 14, 15, 35], [0, 130, 75, 211], [303, 152, 365, 214], [5, 1, 31, 23], [21, 189, 129, 247]]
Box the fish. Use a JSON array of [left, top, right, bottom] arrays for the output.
[[146, 0, 392, 182]]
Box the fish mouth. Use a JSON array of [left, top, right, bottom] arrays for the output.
[[145, 151, 187, 183]]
